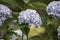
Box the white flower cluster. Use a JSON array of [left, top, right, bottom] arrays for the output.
[[12, 34, 17, 40], [18, 9, 42, 27], [14, 30, 27, 40], [46, 1, 60, 18], [0, 4, 12, 26]]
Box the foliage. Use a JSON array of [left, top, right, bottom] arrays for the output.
[[0, 0, 60, 40]]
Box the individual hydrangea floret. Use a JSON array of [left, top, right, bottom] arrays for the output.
[[9, 20, 17, 28], [58, 26, 60, 39], [18, 9, 42, 27], [46, 1, 60, 18], [0, 4, 12, 26]]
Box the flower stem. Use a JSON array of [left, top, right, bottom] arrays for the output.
[[27, 35, 28, 40]]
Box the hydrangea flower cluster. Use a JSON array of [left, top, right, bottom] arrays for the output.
[[18, 9, 42, 27], [12, 34, 17, 40], [14, 30, 27, 40], [0, 4, 12, 26], [46, 1, 60, 18]]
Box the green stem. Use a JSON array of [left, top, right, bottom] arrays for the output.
[[47, 32, 53, 40], [23, 2, 26, 10], [27, 34, 28, 40]]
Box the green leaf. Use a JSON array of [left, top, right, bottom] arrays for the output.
[[30, 36, 41, 40], [27, 1, 47, 10], [20, 23, 30, 35], [12, 12, 19, 19], [0, 12, 19, 29], [23, 0, 30, 3], [6, 29, 17, 35], [13, 22, 21, 30], [0, 0, 24, 10], [0, 1, 21, 12], [32, 2, 47, 10], [21, 26, 30, 35], [3, 18, 15, 29], [30, 0, 52, 5]]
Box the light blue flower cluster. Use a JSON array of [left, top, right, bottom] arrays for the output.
[[0, 4, 12, 26], [46, 1, 60, 18], [14, 30, 27, 40], [12, 34, 17, 40], [18, 9, 42, 27]]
